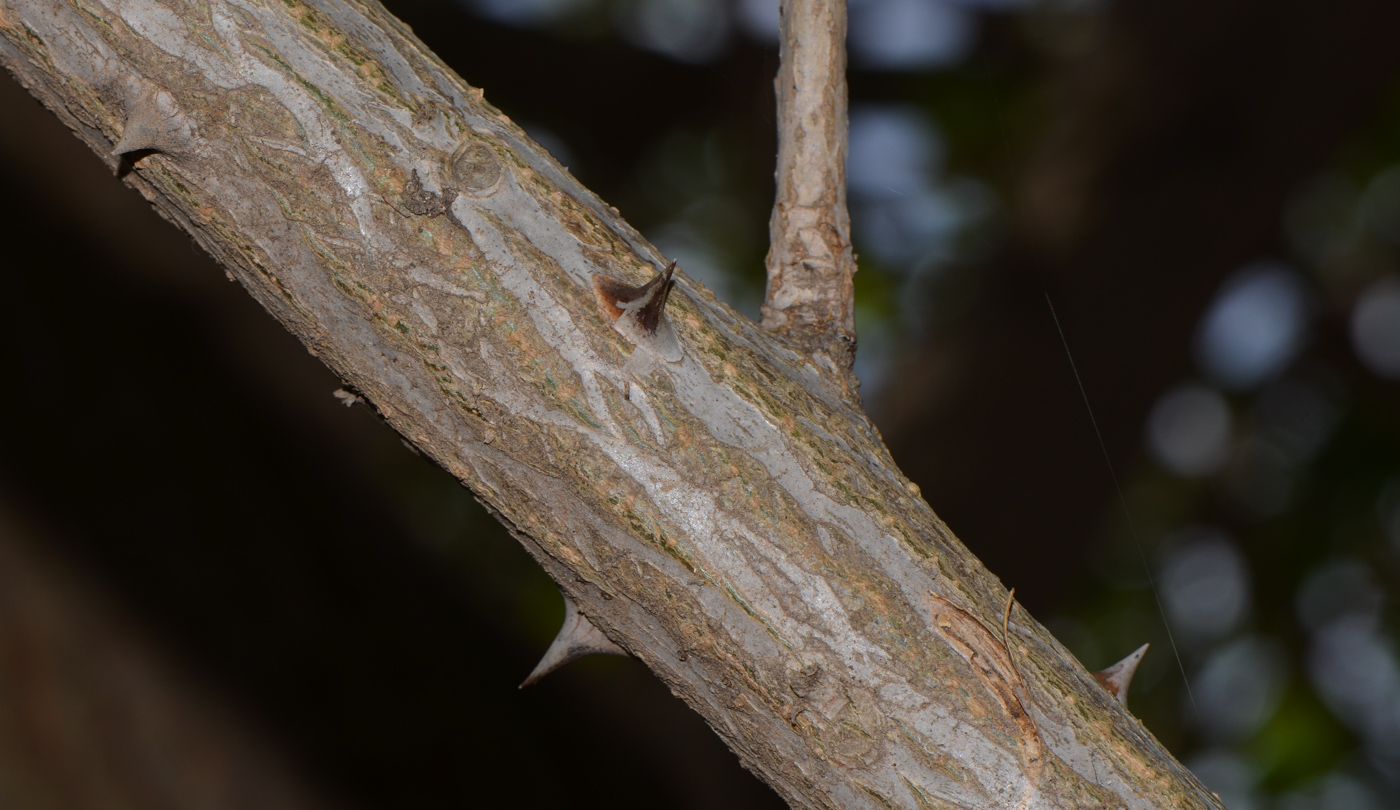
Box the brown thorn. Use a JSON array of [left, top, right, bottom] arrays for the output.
[[592, 260, 676, 336]]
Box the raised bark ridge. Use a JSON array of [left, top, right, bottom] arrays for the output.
[[0, 0, 1220, 806]]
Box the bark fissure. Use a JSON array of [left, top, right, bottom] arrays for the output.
[[0, 0, 1221, 806]]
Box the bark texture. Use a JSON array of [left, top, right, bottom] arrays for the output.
[[0, 0, 1220, 806], [762, 0, 857, 379]]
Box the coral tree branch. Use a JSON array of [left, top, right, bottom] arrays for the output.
[[0, 0, 1219, 805]]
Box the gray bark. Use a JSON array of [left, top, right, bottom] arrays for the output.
[[0, 0, 1222, 805]]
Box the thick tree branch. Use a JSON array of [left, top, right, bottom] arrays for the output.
[[0, 0, 1218, 806], [763, 0, 857, 380]]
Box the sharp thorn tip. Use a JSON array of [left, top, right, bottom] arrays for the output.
[[1094, 643, 1150, 707], [520, 593, 628, 688]]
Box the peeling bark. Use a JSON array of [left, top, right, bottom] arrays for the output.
[[0, 0, 1221, 806]]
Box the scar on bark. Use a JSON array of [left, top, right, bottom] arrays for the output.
[[929, 593, 1046, 782], [400, 169, 446, 217], [521, 593, 629, 688]]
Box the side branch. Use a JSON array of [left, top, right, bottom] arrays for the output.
[[763, 0, 858, 379]]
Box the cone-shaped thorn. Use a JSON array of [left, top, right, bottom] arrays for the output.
[[593, 260, 676, 337], [1093, 643, 1149, 707], [112, 88, 193, 159], [520, 594, 628, 688]]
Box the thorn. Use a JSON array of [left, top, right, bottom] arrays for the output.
[[592, 261, 681, 362], [332, 388, 363, 407], [112, 87, 194, 159], [593, 260, 676, 336], [520, 594, 628, 688], [1094, 643, 1149, 707]]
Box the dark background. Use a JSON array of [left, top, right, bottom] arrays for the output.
[[2, 0, 1399, 807]]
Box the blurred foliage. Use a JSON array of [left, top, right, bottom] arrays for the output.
[[1049, 77, 1400, 808]]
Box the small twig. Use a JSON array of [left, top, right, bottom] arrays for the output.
[[1000, 588, 1028, 707], [1001, 587, 1016, 651], [763, 0, 858, 380]]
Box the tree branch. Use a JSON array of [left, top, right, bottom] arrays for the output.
[[763, 0, 858, 381], [0, 0, 1219, 805]]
